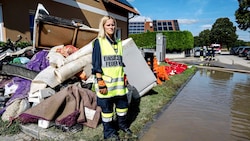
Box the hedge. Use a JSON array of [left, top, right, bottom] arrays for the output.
[[129, 31, 194, 51]]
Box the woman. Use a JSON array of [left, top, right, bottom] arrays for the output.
[[92, 16, 134, 140]]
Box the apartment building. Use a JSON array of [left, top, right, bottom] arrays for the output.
[[153, 20, 180, 31], [129, 17, 180, 34]]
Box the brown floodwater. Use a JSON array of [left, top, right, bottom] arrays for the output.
[[140, 68, 250, 141]]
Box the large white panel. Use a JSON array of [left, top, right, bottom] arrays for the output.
[[122, 38, 157, 97]]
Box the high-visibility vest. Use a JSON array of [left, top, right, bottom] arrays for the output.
[[95, 37, 128, 98]]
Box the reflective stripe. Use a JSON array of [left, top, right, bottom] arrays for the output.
[[96, 85, 128, 98], [109, 77, 123, 83], [102, 76, 123, 83], [101, 112, 113, 122], [116, 108, 128, 113], [102, 117, 113, 122], [101, 112, 113, 118], [108, 85, 126, 91], [116, 107, 128, 116], [117, 112, 127, 116], [94, 79, 126, 91]]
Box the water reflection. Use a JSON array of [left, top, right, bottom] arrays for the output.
[[231, 73, 250, 140], [140, 68, 250, 141]]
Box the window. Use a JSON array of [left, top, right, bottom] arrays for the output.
[[116, 28, 121, 39], [29, 10, 35, 41]]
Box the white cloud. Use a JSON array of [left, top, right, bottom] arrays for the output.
[[177, 19, 198, 24], [201, 24, 212, 30]]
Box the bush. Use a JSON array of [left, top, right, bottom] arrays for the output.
[[129, 31, 194, 52], [0, 41, 32, 49]]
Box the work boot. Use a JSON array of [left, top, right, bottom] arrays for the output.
[[105, 134, 120, 141], [103, 121, 118, 140], [122, 128, 138, 140]]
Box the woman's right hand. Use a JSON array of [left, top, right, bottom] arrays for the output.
[[97, 78, 108, 94]]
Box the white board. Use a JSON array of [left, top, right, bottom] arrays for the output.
[[122, 38, 157, 97]]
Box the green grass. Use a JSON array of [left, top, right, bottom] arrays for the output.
[[0, 120, 21, 136], [0, 65, 197, 141]]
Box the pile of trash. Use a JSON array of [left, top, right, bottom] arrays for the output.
[[0, 41, 101, 132]]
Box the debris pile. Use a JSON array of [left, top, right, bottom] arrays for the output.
[[0, 41, 100, 132]]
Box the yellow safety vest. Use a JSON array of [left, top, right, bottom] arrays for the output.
[[95, 37, 128, 98]]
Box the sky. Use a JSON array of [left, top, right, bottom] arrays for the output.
[[128, 0, 250, 42]]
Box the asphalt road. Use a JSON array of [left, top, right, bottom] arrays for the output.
[[172, 53, 250, 73]]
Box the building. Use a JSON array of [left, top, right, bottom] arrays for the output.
[[0, 0, 139, 43], [128, 21, 145, 34], [129, 17, 180, 34], [153, 20, 180, 32]]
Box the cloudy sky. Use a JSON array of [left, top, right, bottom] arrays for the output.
[[128, 0, 250, 41]]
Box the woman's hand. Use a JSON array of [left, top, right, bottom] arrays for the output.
[[97, 78, 108, 94]]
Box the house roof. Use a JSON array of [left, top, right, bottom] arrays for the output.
[[105, 0, 139, 15], [117, 0, 133, 7]]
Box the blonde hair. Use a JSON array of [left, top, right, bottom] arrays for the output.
[[98, 16, 117, 39]]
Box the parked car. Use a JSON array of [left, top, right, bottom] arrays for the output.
[[235, 46, 246, 55], [194, 47, 201, 57], [230, 46, 239, 55], [238, 46, 250, 57], [193, 47, 206, 57], [246, 50, 250, 60]]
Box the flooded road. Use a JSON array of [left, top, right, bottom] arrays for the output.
[[140, 68, 250, 141]]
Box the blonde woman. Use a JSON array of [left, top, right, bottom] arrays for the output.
[[92, 16, 135, 140]]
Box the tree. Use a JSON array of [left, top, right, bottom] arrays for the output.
[[198, 29, 211, 47], [234, 39, 248, 46], [194, 36, 201, 47], [210, 18, 238, 49], [235, 0, 250, 31]]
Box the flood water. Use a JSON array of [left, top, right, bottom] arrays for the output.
[[140, 68, 250, 141]]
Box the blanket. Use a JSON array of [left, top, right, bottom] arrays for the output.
[[18, 84, 101, 128]]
